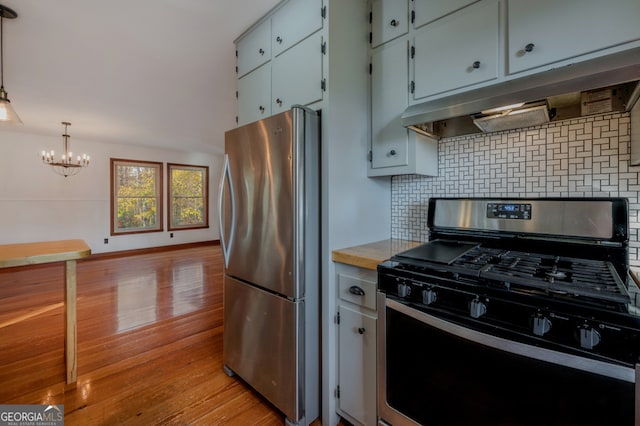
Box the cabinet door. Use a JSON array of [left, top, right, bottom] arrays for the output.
[[371, 0, 409, 48], [338, 304, 377, 426], [371, 40, 409, 170], [413, 0, 478, 29], [272, 0, 323, 56], [236, 64, 271, 127], [412, 0, 498, 100], [508, 0, 640, 75], [272, 32, 323, 115], [236, 19, 271, 78]]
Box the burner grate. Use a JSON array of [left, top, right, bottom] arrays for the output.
[[450, 247, 630, 304]]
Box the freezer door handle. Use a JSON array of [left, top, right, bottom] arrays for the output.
[[218, 154, 235, 268]]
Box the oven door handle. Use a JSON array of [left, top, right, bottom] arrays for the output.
[[384, 297, 635, 383]]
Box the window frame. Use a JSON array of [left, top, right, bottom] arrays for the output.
[[110, 158, 164, 235], [167, 163, 209, 231]]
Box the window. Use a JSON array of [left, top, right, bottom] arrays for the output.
[[168, 163, 209, 231], [111, 159, 163, 235]]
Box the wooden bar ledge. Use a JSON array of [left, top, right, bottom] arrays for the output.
[[0, 239, 91, 384]]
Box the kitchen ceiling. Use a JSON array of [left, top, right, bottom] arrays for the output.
[[0, 0, 281, 155]]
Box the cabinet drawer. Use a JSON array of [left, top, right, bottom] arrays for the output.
[[338, 272, 377, 310]]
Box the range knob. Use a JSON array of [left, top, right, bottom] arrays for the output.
[[469, 297, 487, 319], [397, 281, 411, 298], [532, 314, 552, 336], [422, 288, 437, 305], [578, 324, 601, 350]]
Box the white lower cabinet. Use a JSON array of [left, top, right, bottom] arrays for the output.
[[335, 263, 377, 426]]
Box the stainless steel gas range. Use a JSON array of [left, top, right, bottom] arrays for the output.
[[377, 198, 640, 426]]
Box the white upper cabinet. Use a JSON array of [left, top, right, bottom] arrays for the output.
[[412, 0, 499, 100], [508, 0, 640, 74], [370, 0, 409, 48], [272, 32, 324, 115], [371, 40, 410, 171], [412, 0, 478, 29], [370, 38, 438, 177], [236, 64, 271, 127], [236, 19, 271, 78], [272, 0, 324, 56]]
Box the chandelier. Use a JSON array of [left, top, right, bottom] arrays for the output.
[[41, 122, 90, 177]]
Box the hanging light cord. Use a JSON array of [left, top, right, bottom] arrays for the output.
[[0, 14, 4, 89]]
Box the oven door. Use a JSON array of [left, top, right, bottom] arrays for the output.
[[377, 292, 638, 426]]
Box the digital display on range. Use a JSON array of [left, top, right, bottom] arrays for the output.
[[487, 203, 532, 220]]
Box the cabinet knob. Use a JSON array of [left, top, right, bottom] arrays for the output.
[[472, 61, 481, 69], [349, 285, 365, 296], [390, 19, 399, 27], [259, 48, 265, 55], [276, 98, 283, 106], [276, 36, 283, 44], [259, 105, 265, 113], [357, 327, 366, 335], [524, 43, 535, 53], [389, 149, 397, 156]]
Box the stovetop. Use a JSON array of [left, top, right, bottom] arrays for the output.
[[392, 242, 632, 306]]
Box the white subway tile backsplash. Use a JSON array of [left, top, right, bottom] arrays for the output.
[[391, 112, 640, 265]]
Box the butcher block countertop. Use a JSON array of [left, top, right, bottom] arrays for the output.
[[332, 239, 421, 271]]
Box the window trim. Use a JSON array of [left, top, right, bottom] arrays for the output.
[[110, 158, 164, 236], [167, 162, 210, 231]]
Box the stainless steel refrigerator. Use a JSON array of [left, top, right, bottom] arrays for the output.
[[218, 106, 320, 426]]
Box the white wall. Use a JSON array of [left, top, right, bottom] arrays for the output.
[[0, 128, 222, 253], [321, 1, 392, 425]]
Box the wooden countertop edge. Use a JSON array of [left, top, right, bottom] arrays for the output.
[[332, 239, 421, 271], [331, 251, 381, 271], [0, 239, 92, 269]]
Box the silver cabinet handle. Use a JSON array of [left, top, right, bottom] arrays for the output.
[[276, 98, 283, 106], [358, 327, 366, 335], [259, 105, 265, 113], [276, 36, 283, 44], [472, 61, 481, 69], [349, 285, 365, 296], [525, 43, 535, 53], [390, 19, 399, 27], [389, 149, 397, 156], [259, 48, 265, 55]]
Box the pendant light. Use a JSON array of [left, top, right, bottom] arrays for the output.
[[0, 4, 20, 124]]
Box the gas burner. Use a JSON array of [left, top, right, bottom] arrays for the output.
[[545, 270, 568, 280]]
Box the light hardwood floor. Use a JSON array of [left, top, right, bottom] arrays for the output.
[[0, 243, 311, 425]]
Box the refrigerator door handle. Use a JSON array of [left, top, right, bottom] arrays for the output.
[[218, 154, 235, 268]]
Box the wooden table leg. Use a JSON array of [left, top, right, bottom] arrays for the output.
[[65, 259, 77, 384]]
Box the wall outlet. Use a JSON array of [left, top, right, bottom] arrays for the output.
[[104, 238, 109, 244]]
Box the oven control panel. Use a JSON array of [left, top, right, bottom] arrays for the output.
[[487, 203, 531, 220]]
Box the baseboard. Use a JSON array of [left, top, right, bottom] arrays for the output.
[[83, 240, 220, 262]]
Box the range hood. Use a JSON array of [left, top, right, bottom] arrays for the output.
[[403, 47, 640, 139]]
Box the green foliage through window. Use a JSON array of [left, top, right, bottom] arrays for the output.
[[111, 159, 163, 234], [168, 164, 209, 230]]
